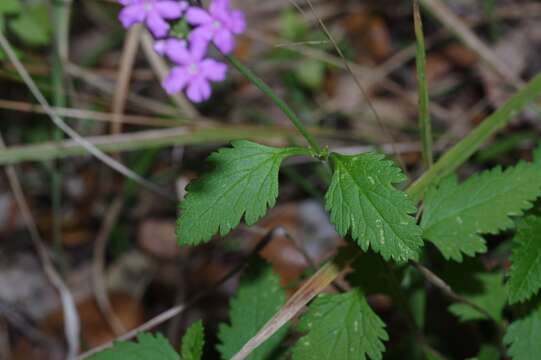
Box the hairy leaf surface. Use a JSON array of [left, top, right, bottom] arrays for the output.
[[292, 290, 388, 360], [325, 152, 422, 262], [421, 162, 541, 261], [177, 141, 309, 245]]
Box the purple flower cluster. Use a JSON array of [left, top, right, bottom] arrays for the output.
[[118, 0, 245, 102]]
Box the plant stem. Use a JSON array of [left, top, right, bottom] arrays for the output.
[[407, 73, 541, 201], [225, 55, 323, 156], [413, 0, 433, 168]]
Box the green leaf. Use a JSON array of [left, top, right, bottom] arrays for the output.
[[217, 261, 288, 360], [181, 321, 204, 360], [325, 152, 423, 262], [534, 141, 541, 164], [448, 272, 506, 322], [8, 4, 51, 46], [176, 141, 309, 245], [89, 332, 180, 360], [292, 289, 388, 360], [295, 60, 325, 90], [475, 344, 500, 360], [0, 0, 20, 14], [504, 301, 541, 360], [421, 162, 541, 261], [279, 8, 307, 41], [508, 216, 541, 304]]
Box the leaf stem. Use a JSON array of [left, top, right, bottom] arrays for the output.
[[225, 55, 323, 156]]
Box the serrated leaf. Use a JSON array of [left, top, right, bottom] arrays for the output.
[[177, 141, 309, 245], [292, 289, 388, 360], [325, 152, 423, 262], [448, 272, 506, 322], [217, 261, 288, 360], [89, 332, 180, 360], [181, 321, 204, 360], [421, 162, 541, 261], [504, 301, 541, 360], [508, 216, 541, 304]]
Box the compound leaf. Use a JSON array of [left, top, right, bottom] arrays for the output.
[[508, 216, 541, 304], [292, 289, 388, 360], [217, 261, 287, 360], [177, 141, 309, 245], [325, 152, 422, 262], [421, 162, 541, 261], [181, 321, 204, 360], [89, 332, 180, 360]]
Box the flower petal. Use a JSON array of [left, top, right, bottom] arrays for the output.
[[209, 0, 229, 16], [118, 4, 145, 28], [189, 33, 210, 61], [186, 78, 212, 102], [145, 10, 170, 37], [228, 10, 246, 34], [201, 59, 227, 82], [163, 39, 192, 64], [186, 7, 213, 25], [213, 29, 235, 54], [155, 0, 186, 19], [162, 67, 190, 94]]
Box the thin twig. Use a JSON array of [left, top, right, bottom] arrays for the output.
[[0, 132, 81, 359]]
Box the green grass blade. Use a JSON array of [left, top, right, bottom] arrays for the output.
[[413, 0, 433, 168], [407, 73, 541, 201]]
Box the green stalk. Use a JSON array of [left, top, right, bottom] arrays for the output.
[[225, 55, 323, 156], [413, 0, 433, 168], [407, 73, 541, 201]]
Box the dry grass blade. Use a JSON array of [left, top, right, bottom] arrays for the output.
[[111, 24, 142, 135], [0, 99, 177, 127], [231, 259, 345, 360], [0, 132, 81, 360], [0, 32, 173, 200], [420, 0, 523, 88]]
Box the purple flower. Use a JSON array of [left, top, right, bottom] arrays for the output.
[[186, 0, 246, 54], [119, 0, 188, 38], [159, 39, 227, 102]]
